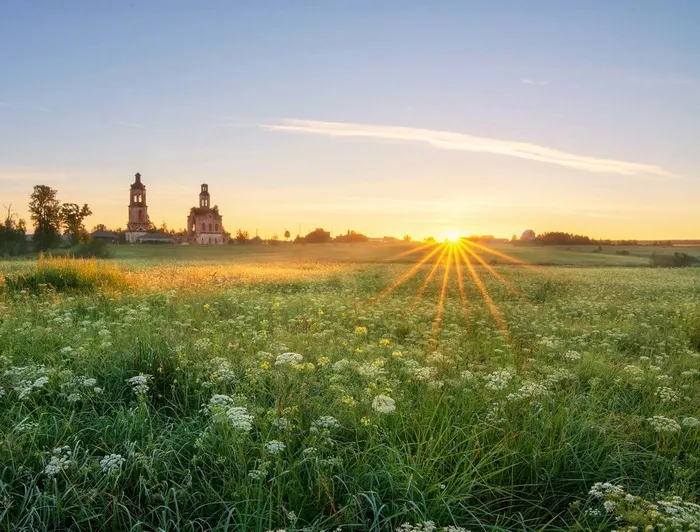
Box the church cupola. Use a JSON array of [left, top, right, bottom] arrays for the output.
[[199, 183, 210, 208]]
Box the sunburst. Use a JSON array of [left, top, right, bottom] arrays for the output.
[[379, 237, 536, 347]]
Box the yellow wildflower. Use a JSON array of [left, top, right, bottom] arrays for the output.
[[355, 326, 367, 334], [379, 338, 390, 346]]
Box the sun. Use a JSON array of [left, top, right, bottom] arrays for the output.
[[445, 230, 460, 243]]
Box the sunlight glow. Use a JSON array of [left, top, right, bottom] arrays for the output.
[[446, 231, 460, 243]]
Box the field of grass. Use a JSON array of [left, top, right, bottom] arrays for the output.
[[0, 244, 699, 531]]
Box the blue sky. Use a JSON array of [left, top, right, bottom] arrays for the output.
[[1, 1, 699, 239]]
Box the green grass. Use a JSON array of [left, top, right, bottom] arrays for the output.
[[0, 245, 699, 530]]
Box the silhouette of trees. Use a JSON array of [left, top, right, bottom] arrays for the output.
[[235, 229, 250, 244], [0, 205, 28, 256], [284, 230, 291, 241], [301, 228, 332, 244], [28, 185, 63, 250], [403, 234, 411, 242], [334, 230, 368, 243], [60, 203, 92, 244]]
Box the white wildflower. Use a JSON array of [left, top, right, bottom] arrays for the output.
[[371, 394, 396, 414], [99, 453, 125, 475], [126, 374, 151, 395], [265, 440, 286, 455], [275, 352, 303, 366]]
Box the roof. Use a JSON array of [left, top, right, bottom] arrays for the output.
[[91, 230, 118, 238], [189, 206, 220, 216]]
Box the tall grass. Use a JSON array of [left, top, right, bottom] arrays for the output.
[[0, 262, 698, 530], [2, 254, 127, 292]]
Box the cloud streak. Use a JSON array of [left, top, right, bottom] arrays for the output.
[[263, 119, 678, 179]]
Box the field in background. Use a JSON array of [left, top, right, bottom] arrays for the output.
[[0, 244, 699, 530]]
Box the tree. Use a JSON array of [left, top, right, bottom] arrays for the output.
[[28, 185, 62, 250], [0, 204, 28, 256], [334, 229, 368, 243], [303, 228, 332, 244], [403, 234, 411, 242], [61, 203, 92, 244], [284, 230, 291, 241], [92, 223, 108, 232], [235, 229, 250, 244]]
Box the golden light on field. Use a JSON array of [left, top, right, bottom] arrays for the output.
[[379, 238, 537, 346]]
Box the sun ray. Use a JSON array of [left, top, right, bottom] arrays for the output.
[[461, 243, 524, 298], [456, 243, 510, 337], [431, 245, 453, 341], [452, 244, 470, 330], [382, 240, 440, 262], [462, 239, 541, 273], [411, 244, 449, 308], [375, 244, 444, 301]]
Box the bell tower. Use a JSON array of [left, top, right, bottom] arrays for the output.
[[199, 184, 210, 208], [127, 172, 149, 232]]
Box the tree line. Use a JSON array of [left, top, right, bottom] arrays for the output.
[[1, 185, 92, 256]]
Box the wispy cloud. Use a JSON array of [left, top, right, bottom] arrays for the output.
[[262, 119, 678, 179], [115, 120, 146, 127], [520, 78, 549, 86]]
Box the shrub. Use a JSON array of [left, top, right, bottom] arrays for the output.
[[615, 249, 630, 256], [649, 252, 699, 268], [3, 254, 127, 292], [70, 238, 112, 258]]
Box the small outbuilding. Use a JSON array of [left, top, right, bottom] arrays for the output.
[[90, 230, 119, 244]]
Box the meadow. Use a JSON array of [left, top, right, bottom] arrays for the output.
[[0, 242, 699, 531]]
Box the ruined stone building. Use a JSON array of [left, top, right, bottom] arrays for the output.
[[186, 184, 228, 244], [125, 172, 150, 243]]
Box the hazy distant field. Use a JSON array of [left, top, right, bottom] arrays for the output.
[[1, 244, 699, 530]]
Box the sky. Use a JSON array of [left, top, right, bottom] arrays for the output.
[[1, 0, 699, 240]]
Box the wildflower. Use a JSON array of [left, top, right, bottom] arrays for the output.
[[355, 326, 367, 335], [265, 440, 286, 455], [564, 350, 581, 362], [126, 374, 151, 395], [682, 417, 700, 428], [371, 394, 396, 414], [379, 338, 390, 346], [655, 386, 679, 403], [44, 446, 72, 477], [360, 416, 371, 426], [647, 415, 681, 433], [99, 454, 125, 475], [274, 353, 303, 366], [226, 406, 254, 432], [392, 351, 403, 358]]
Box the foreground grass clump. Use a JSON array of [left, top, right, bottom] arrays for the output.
[[0, 260, 699, 531], [2, 254, 126, 292]]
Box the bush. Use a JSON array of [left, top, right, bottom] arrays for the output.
[[616, 249, 631, 256], [649, 252, 699, 268], [70, 238, 111, 258], [3, 254, 127, 292]]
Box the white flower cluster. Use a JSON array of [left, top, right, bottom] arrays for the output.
[[655, 386, 679, 403], [647, 415, 681, 433], [99, 453, 125, 475], [126, 374, 151, 395], [371, 394, 396, 414], [43, 446, 73, 477], [506, 381, 549, 402], [265, 440, 286, 455], [203, 357, 236, 387], [682, 417, 700, 428], [484, 369, 514, 391], [226, 406, 254, 432], [275, 352, 303, 366], [564, 350, 581, 362], [586, 482, 700, 530]]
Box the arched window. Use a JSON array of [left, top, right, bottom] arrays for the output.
[[139, 210, 143, 221], [208, 223, 212, 231], [202, 223, 205, 231], [215, 223, 218, 231]]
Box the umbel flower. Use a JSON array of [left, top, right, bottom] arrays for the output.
[[372, 394, 396, 414]]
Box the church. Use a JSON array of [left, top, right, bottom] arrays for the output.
[[124, 173, 228, 244], [186, 184, 229, 244]]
